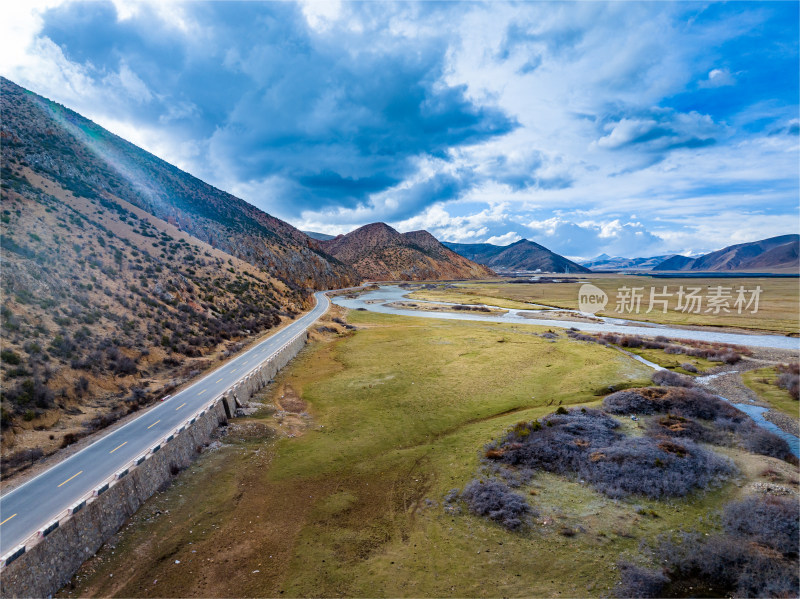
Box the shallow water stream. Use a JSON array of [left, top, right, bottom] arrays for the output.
[[335, 286, 800, 350]]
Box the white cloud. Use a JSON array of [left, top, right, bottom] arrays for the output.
[[699, 67, 736, 88], [0, 1, 66, 76], [103, 62, 153, 104], [486, 231, 521, 245], [1, 1, 795, 259], [298, 0, 342, 31]]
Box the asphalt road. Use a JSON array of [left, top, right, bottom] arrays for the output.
[[0, 291, 330, 557]]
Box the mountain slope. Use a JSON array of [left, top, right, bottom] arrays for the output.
[[319, 223, 494, 281], [0, 164, 309, 468], [0, 77, 359, 470], [652, 254, 697, 271], [444, 239, 591, 273], [653, 235, 799, 272], [0, 77, 357, 294]]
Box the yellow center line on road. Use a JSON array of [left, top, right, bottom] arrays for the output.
[[231, 368, 238, 373], [0, 513, 17, 526], [215, 378, 223, 383], [198, 389, 207, 395], [147, 420, 161, 430], [57, 471, 83, 488], [109, 441, 127, 454], [175, 402, 186, 410]]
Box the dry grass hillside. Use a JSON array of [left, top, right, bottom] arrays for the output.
[[320, 222, 494, 281], [0, 77, 357, 293], [0, 163, 303, 475]]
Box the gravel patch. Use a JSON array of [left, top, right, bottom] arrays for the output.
[[764, 411, 800, 438]]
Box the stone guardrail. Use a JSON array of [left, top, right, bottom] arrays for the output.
[[0, 330, 308, 598]]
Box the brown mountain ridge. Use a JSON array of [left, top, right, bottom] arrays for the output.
[[319, 223, 494, 281]]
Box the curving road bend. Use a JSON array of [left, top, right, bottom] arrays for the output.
[[0, 291, 330, 557]]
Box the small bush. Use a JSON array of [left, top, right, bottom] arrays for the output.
[[460, 479, 533, 530], [603, 387, 746, 423], [1, 447, 43, 470], [588, 436, 734, 499], [654, 529, 799, 597], [723, 495, 799, 555], [0, 349, 21, 365], [604, 386, 795, 462], [113, 356, 137, 375], [652, 370, 695, 388], [74, 376, 89, 397], [615, 561, 667, 598], [680, 362, 698, 373], [61, 432, 81, 448], [618, 493, 800, 597], [776, 363, 799, 400]]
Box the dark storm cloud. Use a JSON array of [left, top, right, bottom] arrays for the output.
[[39, 1, 517, 214]]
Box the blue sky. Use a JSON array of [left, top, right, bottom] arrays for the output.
[[2, 1, 798, 260]]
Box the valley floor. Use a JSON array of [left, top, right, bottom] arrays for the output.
[[408, 277, 800, 336], [58, 308, 798, 597]]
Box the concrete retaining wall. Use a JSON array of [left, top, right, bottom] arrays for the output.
[[0, 331, 307, 598]]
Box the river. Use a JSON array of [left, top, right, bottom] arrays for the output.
[[333, 285, 800, 350], [334, 285, 800, 457]]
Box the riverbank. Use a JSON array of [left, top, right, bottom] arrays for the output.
[[335, 285, 800, 350]]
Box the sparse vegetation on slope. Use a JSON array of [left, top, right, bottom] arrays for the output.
[[319, 222, 494, 281], [1, 76, 357, 292], [0, 164, 300, 471]]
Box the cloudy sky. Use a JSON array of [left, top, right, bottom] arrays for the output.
[[2, 1, 798, 260]]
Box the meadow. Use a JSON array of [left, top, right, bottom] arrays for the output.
[[60, 310, 797, 598], [409, 276, 800, 335], [742, 365, 799, 418]]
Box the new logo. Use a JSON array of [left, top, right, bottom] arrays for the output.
[[578, 283, 607, 314]]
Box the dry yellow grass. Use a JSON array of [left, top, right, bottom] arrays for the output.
[[410, 276, 799, 334]]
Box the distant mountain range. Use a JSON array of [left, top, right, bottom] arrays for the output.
[[443, 239, 591, 273], [653, 235, 799, 272], [579, 254, 676, 271], [318, 223, 493, 281], [303, 231, 336, 241]]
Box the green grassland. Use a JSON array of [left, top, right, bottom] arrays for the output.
[[61, 311, 795, 598], [409, 277, 800, 335], [406, 288, 541, 310], [624, 346, 718, 374], [741, 366, 799, 418]]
